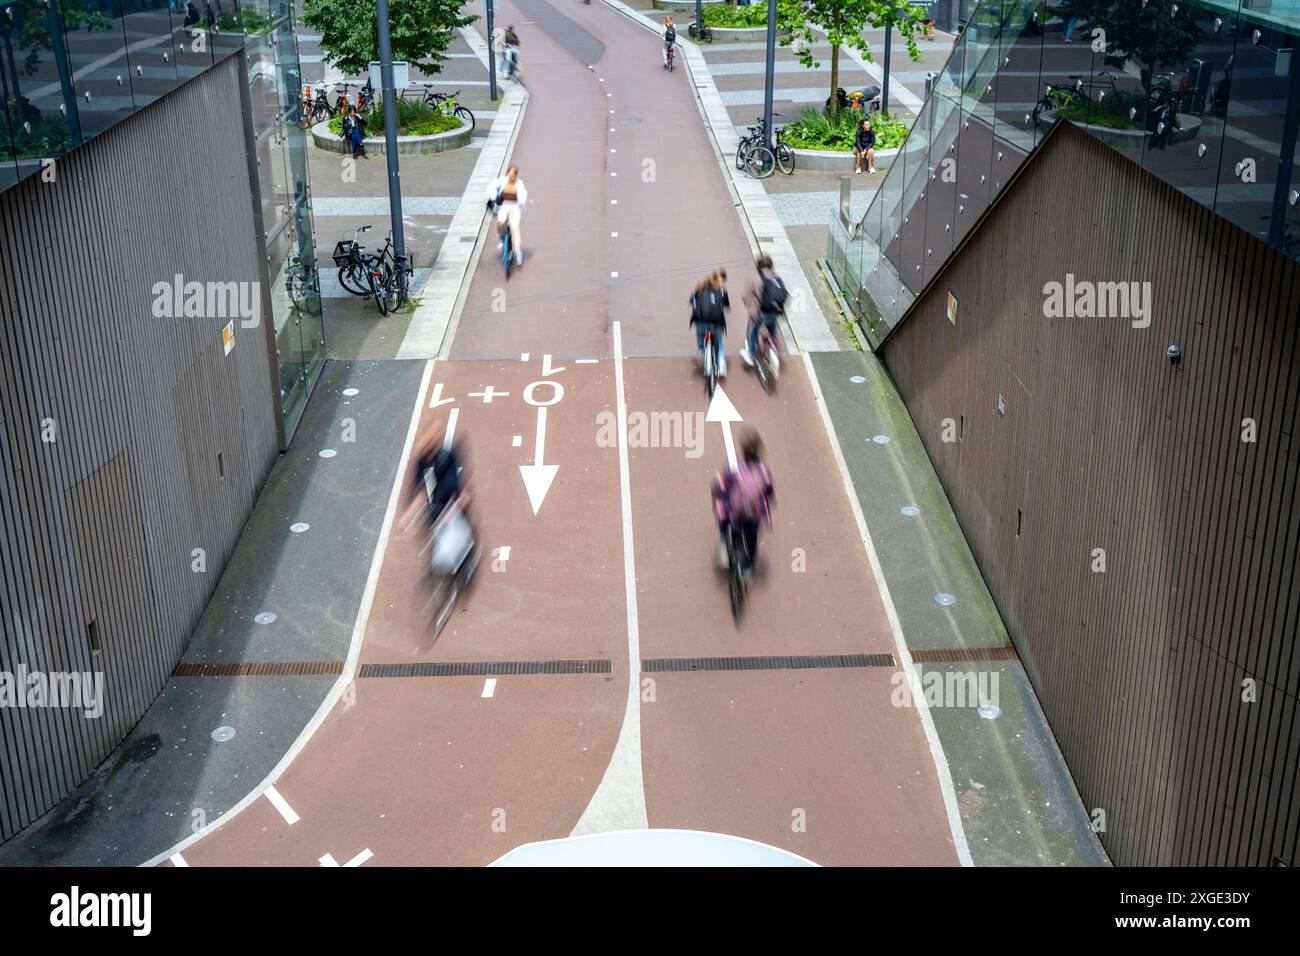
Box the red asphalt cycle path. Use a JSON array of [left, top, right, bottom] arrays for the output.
[[175, 2, 959, 867]]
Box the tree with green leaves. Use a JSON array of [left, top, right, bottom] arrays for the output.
[[1055, 0, 1202, 92], [779, 0, 926, 122], [302, 0, 476, 77]]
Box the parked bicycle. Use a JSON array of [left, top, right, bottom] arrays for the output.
[[403, 84, 476, 133], [688, 22, 713, 43], [333, 225, 392, 310], [286, 254, 321, 316], [736, 116, 792, 179]]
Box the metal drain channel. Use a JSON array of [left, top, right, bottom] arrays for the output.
[[642, 653, 896, 673], [910, 647, 1019, 663], [359, 659, 612, 678], [173, 661, 345, 677]]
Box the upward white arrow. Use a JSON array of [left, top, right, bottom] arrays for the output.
[[705, 386, 743, 470], [519, 406, 559, 515]]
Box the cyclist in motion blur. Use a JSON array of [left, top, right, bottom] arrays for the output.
[[711, 430, 775, 576], [690, 268, 730, 378], [740, 254, 786, 369]]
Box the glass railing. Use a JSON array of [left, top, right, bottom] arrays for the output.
[[830, 0, 1300, 347]]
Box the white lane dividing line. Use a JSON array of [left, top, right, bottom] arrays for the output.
[[142, 361, 438, 868], [512, 435, 522, 447], [801, 353, 973, 867], [576, 358, 600, 364], [320, 849, 373, 867], [570, 320, 648, 835], [482, 678, 497, 698], [445, 406, 460, 448], [169, 853, 189, 868], [264, 785, 300, 826]]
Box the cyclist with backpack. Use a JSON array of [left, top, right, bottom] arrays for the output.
[[690, 268, 730, 378], [712, 430, 775, 574], [741, 255, 787, 367], [662, 17, 677, 69]]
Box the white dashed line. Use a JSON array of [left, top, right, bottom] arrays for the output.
[[482, 678, 497, 698], [265, 785, 300, 826], [169, 853, 189, 867]]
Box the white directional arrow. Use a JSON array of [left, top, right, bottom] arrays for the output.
[[705, 386, 743, 470], [519, 406, 559, 515], [319, 848, 373, 867]]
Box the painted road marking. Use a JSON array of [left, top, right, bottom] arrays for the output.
[[512, 435, 522, 447], [571, 320, 648, 834], [469, 386, 509, 403], [706, 386, 743, 470], [482, 678, 497, 698], [576, 359, 599, 364], [265, 785, 300, 826], [611, 271, 619, 278], [169, 853, 189, 867], [320, 848, 373, 867], [521, 352, 530, 361], [445, 407, 460, 448], [541, 354, 566, 376], [520, 381, 565, 515], [428, 382, 456, 409], [611, 232, 618, 237]]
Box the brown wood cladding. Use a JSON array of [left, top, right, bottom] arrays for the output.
[[0, 55, 279, 843], [882, 123, 1300, 867]]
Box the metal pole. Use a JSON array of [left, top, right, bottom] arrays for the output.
[[763, 0, 776, 148], [487, 0, 498, 102], [695, 0, 702, 42], [376, 0, 405, 260], [882, 4, 892, 116]]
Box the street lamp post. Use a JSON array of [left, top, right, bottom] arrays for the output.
[[487, 0, 498, 102], [376, 0, 405, 264], [763, 0, 777, 148], [882, 4, 892, 116]]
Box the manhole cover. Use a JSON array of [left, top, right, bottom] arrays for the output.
[[211, 726, 236, 742], [342, 388, 359, 396], [619, 118, 642, 125], [935, 593, 956, 606], [290, 523, 310, 534], [901, 506, 920, 517], [254, 612, 277, 625], [872, 435, 891, 444], [319, 449, 337, 458]]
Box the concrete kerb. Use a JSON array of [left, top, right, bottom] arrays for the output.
[[396, 28, 529, 360], [602, 0, 840, 353]]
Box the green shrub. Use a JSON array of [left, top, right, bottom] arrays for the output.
[[701, 4, 771, 28], [1055, 91, 1146, 130], [327, 99, 463, 137], [780, 109, 908, 151]]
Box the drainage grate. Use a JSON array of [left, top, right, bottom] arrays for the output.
[[910, 647, 1018, 663], [358, 659, 612, 678], [173, 661, 345, 677], [642, 653, 895, 673]]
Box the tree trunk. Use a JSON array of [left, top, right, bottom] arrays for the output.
[[829, 43, 840, 123]]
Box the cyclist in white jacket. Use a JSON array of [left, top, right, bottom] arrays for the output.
[[486, 165, 527, 265]]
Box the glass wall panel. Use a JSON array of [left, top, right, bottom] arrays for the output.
[[0, 95, 16, 190], [172, 0, 215, 81], [118, 1, 179, 108], [2, 0, 83, 181], [60, 0, 135, 141], [210, 0, 243, 60]]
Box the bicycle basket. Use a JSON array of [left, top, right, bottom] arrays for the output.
[[332, 240, 356, 267]]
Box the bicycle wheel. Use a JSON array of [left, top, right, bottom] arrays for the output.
[[727, 530, 745, 621], [338, 264, 369, 296], [735, 140, 751, 171], [704, 337, 716, 398], [775, 142, 795, 175], [454, 105, 475, 133], [368, 261, 392, 314], [745, 144, 775, 179], [502, 233, 512, 280]]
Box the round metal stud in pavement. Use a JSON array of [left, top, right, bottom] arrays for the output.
[[978, 703, 1001, 720], [850, 375, 866, 383], [901, 506, 920, 517], [342, 388, 359, 396], [872, 435, 891, 444], [211, 726, 236, 743], [290, 523, 310, 534], [254, 612, 277, 625], [934, 593, 956, 606], [319, 449, 337, 458]]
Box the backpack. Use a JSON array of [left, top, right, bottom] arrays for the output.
[[760, 274, 788, 314], [665, 26, 676, 43], [694, 288, 725, 325], [727, 463, 768, 520]]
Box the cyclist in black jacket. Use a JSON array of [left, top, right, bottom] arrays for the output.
[[690, 268, 730, 378], [663, 17, 677, 68]]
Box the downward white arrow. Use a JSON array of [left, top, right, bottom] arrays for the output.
[[705, 386, 743, 470], [519, 406, 559, 515], [319, 848, 373, 867]]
